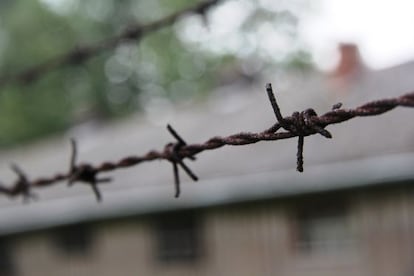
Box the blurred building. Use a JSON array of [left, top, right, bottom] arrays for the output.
[[0, 44, 413, 276]]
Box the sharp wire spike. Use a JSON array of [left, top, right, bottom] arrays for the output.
[[10, 164, 36, 202], [166, 124, 199, 198], [176, 159, 199, 181], [167, 124, 186, 145], [90, 180, 102, 202], [70, 138, 77, 172], [67, 139, 107, 201], [11, 164, 25, 179], [297, 135, 304, 172], [266, 83, 289, 129], [173, 162, 180, 198]]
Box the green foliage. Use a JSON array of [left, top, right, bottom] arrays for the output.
[[0, 0, 312, 147]]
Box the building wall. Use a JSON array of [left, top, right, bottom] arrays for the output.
[[354, 187, 414, 276], [5, 184, 414, 276]]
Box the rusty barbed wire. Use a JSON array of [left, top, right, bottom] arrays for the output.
[[0, 0, 223, 87], [0, 83, 413, 201]]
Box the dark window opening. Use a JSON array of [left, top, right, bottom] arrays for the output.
[[295, 201, 354, 254], [0, 238, 17, 276], [154, 212, 202, 264], [53, 223, 94, 256]]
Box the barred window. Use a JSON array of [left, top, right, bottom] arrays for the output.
[[53, 223, 94, 256], [295, 202, 354, 254], [154, 212, 202, 263], [0, 238, 17, 276]]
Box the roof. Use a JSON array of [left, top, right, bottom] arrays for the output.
[[0, 62, 413, 235]]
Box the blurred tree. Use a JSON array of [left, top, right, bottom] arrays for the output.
[[0, 0, 312, 147]]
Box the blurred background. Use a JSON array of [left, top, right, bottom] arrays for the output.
[[0, 0, 413, 275]]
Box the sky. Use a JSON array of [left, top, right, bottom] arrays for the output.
[[301, 0, 414, 70], [177, 0, 414, 71]]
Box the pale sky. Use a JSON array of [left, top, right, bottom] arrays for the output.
[[301, 0, 414, 70], [178, 0, 414, 71]]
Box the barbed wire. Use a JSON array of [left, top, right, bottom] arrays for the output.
[[0, 83, 413, 201], [0, 0, 224, 87]]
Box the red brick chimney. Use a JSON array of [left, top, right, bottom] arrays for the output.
[[333, 43, 363, 78], [330, 43, 365, 92]]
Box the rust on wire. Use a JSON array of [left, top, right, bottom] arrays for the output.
[[0, 84, 412, 201], [265, 83, 332, 172]]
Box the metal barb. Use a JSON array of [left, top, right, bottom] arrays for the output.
[[265, 84, 334, 171], [67, 139, 110, 202], [303, 109, 332, 138], [297, 136, 304, 172], [166, 124, 199, 198], [167, 124, 186, 146], [266, 84, 307, 171], [69, 138, 77, 175], [167, 124, 196, 160], [90, 181, 102, 202], [173, 162, 180, 198], [10, 164, 36, 202], [173, 148, 199, 182], [265, 83, 288, 127], [11, 164, 27, 181]]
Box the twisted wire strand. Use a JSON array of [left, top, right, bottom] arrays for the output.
[[0, 84, 412, 201]]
